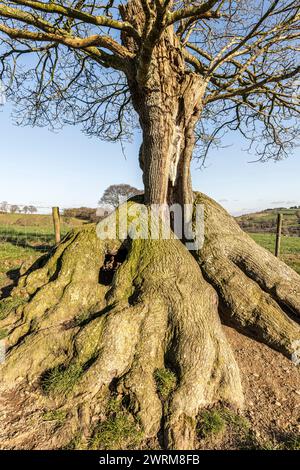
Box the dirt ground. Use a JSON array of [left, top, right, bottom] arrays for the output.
[[199, 325, 300, 449], [227, 326, 300, 433]]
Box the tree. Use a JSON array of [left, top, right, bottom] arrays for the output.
[[99, 184, 142, 208], [0, 75, 5, 104], [0, 201, 8, 212], [22, 205, 30, 214], [28, 205, 37, 214], [10, 204, 20, 213], [0, 1, 300, 450]]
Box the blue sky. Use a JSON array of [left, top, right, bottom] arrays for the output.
[[0, 102, 299, 215]]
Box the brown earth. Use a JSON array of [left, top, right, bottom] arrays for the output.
[[219, 326, 300, 449]]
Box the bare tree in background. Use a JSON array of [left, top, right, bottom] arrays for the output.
[[28, 205, 37, 214], [22, 205, 30, 214], [99, 184, 142, 208], [0, 201, 8, 212], [10, 204, 20, 213], [0, 1, 300, 450]]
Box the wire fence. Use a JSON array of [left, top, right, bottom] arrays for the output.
[[0, 225, 54, 252], [0, 204, 92, 253]]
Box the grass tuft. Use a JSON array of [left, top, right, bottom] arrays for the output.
[[91, 414, 143, 450], [154, 368, 177, 401], [221, 408, 250, 431], [198, 407, 300, 450], [243, 432, 300, 450], [90, 396, 143, 450], [261, 433, 300, 451], [197, 409, 226, 439], [197, 407, 252, 446], [41, 363, 83, 396], [285, 434, 300, 450], [63, 433, 83, 450]]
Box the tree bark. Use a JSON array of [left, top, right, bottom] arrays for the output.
[[121, 1, 206, 207], [0, 205, 244, 451], [1, 197, 299, 450]]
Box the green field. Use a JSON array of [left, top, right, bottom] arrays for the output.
[[237, 208, 300, 236], [0, 213, 83, 250], [0, 213, 299, 294], [250, 233, 300, 274], [0, 213, 84, 292], [237, 208, 300, 274]]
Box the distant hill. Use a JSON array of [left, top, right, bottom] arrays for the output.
[[0, 212, 84, 228], [236, 208, 300, 236]]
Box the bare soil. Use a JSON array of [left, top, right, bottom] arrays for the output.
[[198, 325, 300, 450]]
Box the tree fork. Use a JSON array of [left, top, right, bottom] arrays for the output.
[[121, 0, 206, 208]]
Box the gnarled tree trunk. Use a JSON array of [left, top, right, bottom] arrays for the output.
[[1, 196, 299, 450], [0, 0, 300, 453], [121, 0, 205, 207]]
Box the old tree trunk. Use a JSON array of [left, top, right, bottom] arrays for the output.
[[1, 2, 300, 452], [124, 5, 203, 208]]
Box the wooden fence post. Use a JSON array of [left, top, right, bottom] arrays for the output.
[[275, 213, 283, 258], [52, 207, 61, 245]]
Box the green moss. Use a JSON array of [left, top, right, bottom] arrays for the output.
[[154, 368, 177, 401], [0, 297, 27, 320], [197, 409, 226, 439], [41, 363, 83, 397], [0, 328, 7, 339], [42, 409, 67, 424]]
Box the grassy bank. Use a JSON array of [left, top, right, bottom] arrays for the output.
[[250, 233, 300, 274]]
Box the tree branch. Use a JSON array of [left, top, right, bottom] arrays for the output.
[[0, 23, 132, 70], [167, 0, 223, 24], [8, 0, 141, 41]]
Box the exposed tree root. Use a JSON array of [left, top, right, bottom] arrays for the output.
[[195, 192, 300, 358], [0, 197, 299, 450]]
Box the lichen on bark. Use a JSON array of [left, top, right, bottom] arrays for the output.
[[0, 196, 299, 450]]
